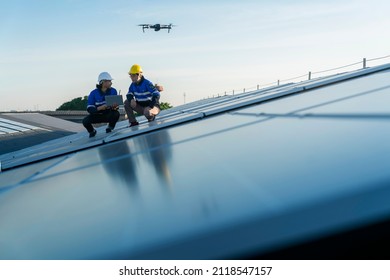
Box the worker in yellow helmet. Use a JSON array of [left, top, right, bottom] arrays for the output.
[[124, 64, 163, 126]]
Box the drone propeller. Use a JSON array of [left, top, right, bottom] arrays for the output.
[[138, 24, 150, 33]]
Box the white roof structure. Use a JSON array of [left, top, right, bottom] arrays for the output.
[[0, 113, 84, 156], [1, 63, 390, 259]]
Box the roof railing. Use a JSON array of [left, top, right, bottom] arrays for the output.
[[210, 54, 390, 98]]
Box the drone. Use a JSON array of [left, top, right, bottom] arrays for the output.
[[138, 23, 176, 33]]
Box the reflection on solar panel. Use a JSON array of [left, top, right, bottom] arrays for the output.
[[1, 64, 390, 259]]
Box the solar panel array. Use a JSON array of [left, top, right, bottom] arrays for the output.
[[1, 63, 390, 259], [1, 64, 388, 172]]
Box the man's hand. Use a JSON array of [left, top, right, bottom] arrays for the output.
[[155, 84, 163, 91], [130, 99, 137, 108], [98, 105, 108, 111]]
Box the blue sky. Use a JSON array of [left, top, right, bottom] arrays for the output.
[[1, 0, 390, 111]]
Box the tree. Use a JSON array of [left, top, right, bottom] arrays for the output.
[[57, 96, 173, 111], [160, 102, 173, 110], [56, 96, 88, 111]]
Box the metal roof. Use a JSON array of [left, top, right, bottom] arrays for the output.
[[1, 63, 390, 259]]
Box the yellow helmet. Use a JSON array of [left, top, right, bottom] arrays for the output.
[[129, 64, 143, 74]]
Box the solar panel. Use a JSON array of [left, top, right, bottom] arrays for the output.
[[3, 65, 389, 171], [1, 63, 390, 259]]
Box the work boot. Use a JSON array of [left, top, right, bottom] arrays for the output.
[[89, 129, 97, 138], [106, 126, 114, 133], [129, 121, 139, 127], [148, 116, 156, 122]]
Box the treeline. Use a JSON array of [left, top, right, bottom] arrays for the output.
[[56, 96, 172, 111]]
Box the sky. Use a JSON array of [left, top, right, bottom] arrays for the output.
[[1, 0, 390, 111]]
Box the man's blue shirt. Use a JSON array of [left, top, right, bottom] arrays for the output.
[[87, 87, 118, 112], [127, 77, 160, 107]]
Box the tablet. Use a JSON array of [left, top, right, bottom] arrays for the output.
[[105, 95, 123, 106]]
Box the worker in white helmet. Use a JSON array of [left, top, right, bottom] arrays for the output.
[[82, 72, 120, 137]]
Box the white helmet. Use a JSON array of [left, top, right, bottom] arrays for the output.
[[98, 72, 113, 83]]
